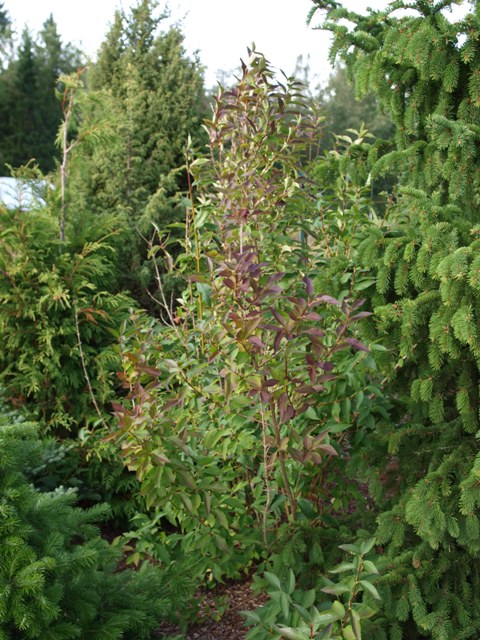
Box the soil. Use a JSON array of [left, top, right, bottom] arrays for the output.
[[155, 578, 269, 640]]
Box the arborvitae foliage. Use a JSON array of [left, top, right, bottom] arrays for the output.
[[310, 1, 480, 637], [0, 193, 132, 431], [0, 18, 82, 175], [0, 421, 196, 639], [68, 0, 207, 308]]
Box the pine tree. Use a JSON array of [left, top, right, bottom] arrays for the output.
[[0, 29, 41, 172], [310, 1, 480, 638]]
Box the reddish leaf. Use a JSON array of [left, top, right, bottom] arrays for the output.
[[260, 390, 271, 403], [273, 332, 283, 353], [305, 327, 325, 337], [111, 402, 126, 415], [303, 275, 314, 296], [316, 295, 341, 306], [345, 337, 370, 352], [318, 362, 335, 371], [317, 374, 336, 384], [266, 285, 282, 294], [295, 385, 316, 394], [351, 298, 367, 310], [271, 308, 285, 325], [318, 444, 338, 456], [303, 435, 313, 450], [265, 272, 285, 286], [260, 323, 282, 332], [287, 296, 307, 308], [224, 281, 238, 294], [351, 311, 373, 321], [264, 379, 279, 387]]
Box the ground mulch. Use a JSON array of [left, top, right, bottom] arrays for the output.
[[155, 578, 269, 640]]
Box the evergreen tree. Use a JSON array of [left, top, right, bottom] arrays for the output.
[[310, 0, 480, 637], [0, 1, 10, 57], [0, 17, 82, 175], [69, 0, 207, 307], [0, 421, 196, 638], [318, 63, 394, 150], [0, 29, 40, 172]]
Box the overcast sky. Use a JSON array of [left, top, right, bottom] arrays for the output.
[[2, 0, 390, 86], [2, 0, 470, 87]]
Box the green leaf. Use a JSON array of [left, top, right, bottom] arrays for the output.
[[264, 571, 282, 591], [300, 588, 316, 608], [329, 562, 356, 574], [355, 279, 376, 291], [359, 538, 376, 555], [338, 543, 360, 555], [292, 603, 311, 623], [359, 580, 381, 601], [280, 592, 291, 620], [298, 498, 318, 520], [213, 508, 229, 529], [350, 609, 362, 639], [362, 560, 379, 575], [242, 610, 261, 625], [321, 583, 351, 596], [342, 625, 357, 640], [332, 600, 346, 619], [273, 626, 310, 640], [286, 569, 296, 595], [352, 603, 377, 619], [317, 625, 333, 639]]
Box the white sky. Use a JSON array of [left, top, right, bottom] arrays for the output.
[[2, 0, 470, 87], [2, 0, 388, 86]]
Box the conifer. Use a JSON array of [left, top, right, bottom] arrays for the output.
[[0, 421, 195, 638], [310, 0, 480, 637]]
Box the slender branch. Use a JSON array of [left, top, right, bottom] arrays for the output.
[[342, 555, 364, 629], [260, 401, 272, 552], [74, 302, 109, 430], [269, 397, 297, 520]]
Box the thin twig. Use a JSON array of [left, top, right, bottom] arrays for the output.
[[74, 302, 109, 430]]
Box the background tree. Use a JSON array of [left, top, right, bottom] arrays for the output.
[[0, 1, 11, 60], [0, 16, 82, 175], [318, 63, 394, 150], [68, 0, 208, 308]]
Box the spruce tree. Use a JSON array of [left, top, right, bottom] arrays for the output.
[[0, 421, 196, 638], [310, 1, 480, 638], [0, 29, 41, 172]]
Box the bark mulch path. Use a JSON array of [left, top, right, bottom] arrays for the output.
[[155, 578, 269, 640]]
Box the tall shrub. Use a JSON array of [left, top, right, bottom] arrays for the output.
[[110, 50, 380, 580]]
